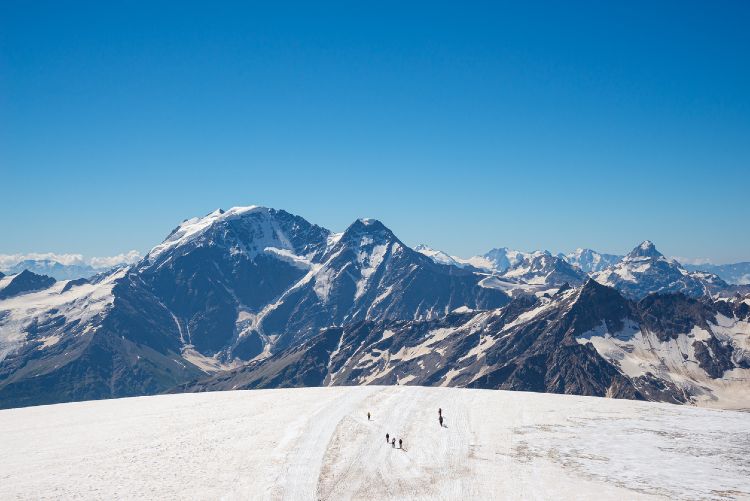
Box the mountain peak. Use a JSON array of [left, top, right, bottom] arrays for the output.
[[0, 269, 56, 300], [626, 240, 662, 260], [145, 205, 329, 264], [342, 218, 397, 242]]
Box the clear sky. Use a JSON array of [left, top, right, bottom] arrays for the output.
[[2, 1, 749, 263]]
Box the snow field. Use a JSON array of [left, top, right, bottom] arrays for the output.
[[0, 386, 748, 500]]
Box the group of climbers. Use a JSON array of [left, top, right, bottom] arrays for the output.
[[370, 407, 446, 452]]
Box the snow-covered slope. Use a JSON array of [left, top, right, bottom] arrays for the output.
[[413, 244, 465, 267], [1, 387, 748, 500], [0, 270, 118, 360]]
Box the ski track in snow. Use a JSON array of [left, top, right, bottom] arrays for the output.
[[1, 386, 749, 500]]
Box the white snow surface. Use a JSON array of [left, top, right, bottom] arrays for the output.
[[1, 386, 748, 500], [0, 268, 125, 360]]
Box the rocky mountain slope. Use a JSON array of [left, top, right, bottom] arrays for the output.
[[181, 279, 750, 409], [0, 207, 506, 408], [1, 206, 748, 410]]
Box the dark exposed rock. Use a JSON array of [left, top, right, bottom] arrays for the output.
[[61, 278, 89, 293], [693, 338, 735, 378], [637, 293, 713, 341], [0, 270, 56, 299]]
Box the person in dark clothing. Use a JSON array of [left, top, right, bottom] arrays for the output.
[[439, 415, 444, 427], [386, 432, 389, 443], [391, 438, 396, 448], [399, 438, 403, 449], [368, 412, 371, 421], [438, 408, 442, 417]]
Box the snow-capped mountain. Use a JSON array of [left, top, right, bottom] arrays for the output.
[[1, 207, 747, 410], [594, 241, 729, 299], [0, 206, 506, 408], [683, 262, 750, 285], [497, 251, 587, 287], [480, 247, 529, 272], [559, 248, 622, 273], [0, 270, 56, 300]]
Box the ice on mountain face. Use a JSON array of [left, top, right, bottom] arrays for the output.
[[262, 247, 312, 269], [0, 268, 125, 361], [354, 243, 388, 300]]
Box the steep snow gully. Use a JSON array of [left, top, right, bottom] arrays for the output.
[[1, 386, 748, 500]]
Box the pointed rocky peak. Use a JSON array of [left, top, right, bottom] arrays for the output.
[[0, 269, 57, 300], [578, 277, 617, 299], [340, 218, 399, 247], [0, 271, 4, 279], [626, 240, 663, 260], [568, 278, 631, 333]]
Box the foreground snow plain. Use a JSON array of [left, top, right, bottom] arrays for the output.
[[1, 387, 748, 500]]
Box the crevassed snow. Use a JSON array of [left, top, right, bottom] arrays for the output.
[[1, 387, 748, 500]]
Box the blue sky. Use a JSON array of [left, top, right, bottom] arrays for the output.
[[2, 1, 749, 262]]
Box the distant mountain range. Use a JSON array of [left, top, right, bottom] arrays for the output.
[[682, 262, 750, 286], [1, 205, 748, 410], [2, 260, 100, 281], [0, 253, 141, 281], [415, 244, 749, 285]]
